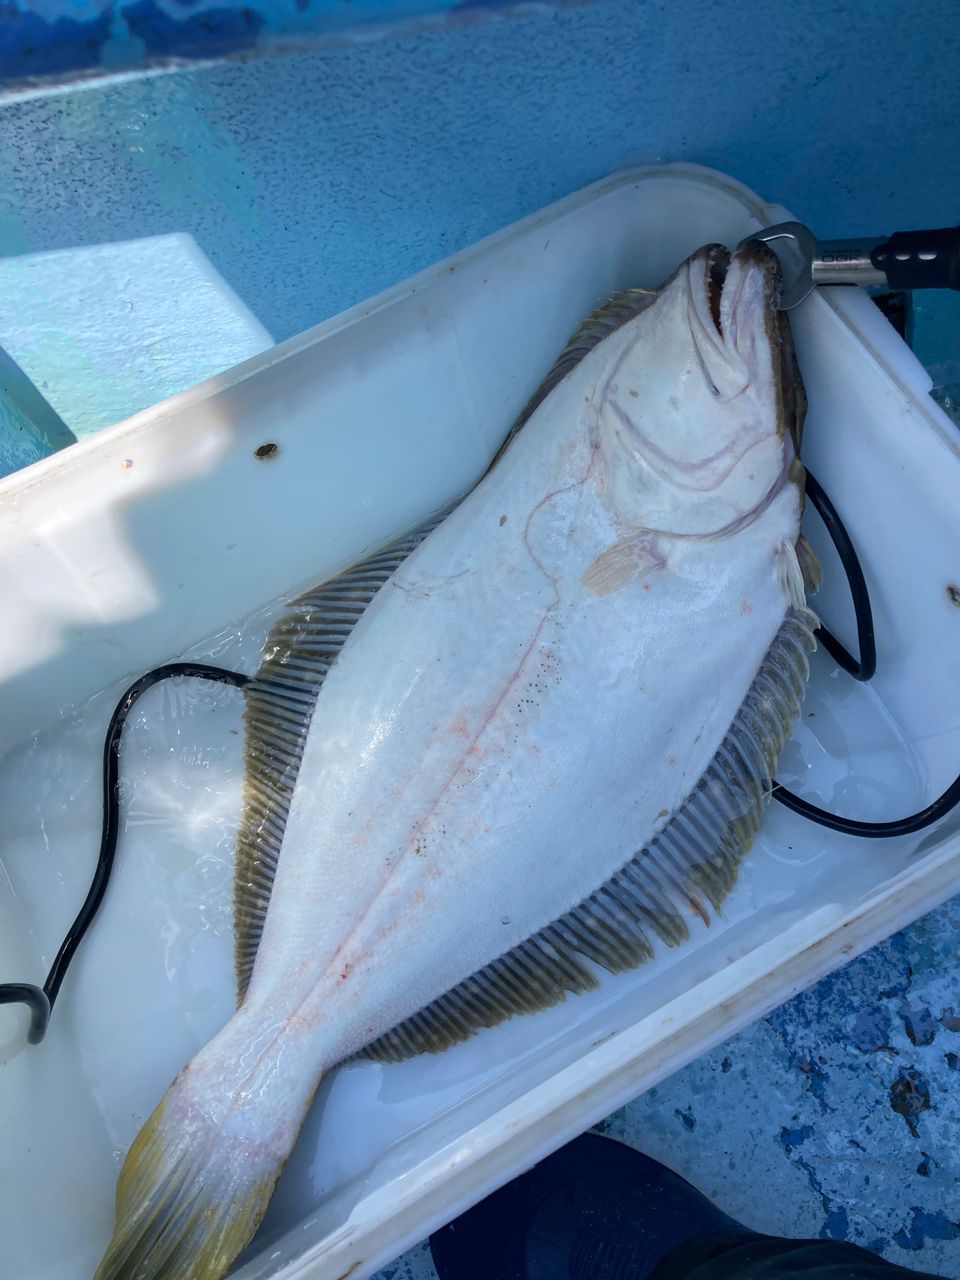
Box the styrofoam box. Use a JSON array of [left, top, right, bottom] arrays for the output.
[[1, 165, 959, 1280]]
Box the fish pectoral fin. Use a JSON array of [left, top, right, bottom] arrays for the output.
[[796, 533, 823, 596], [776, 538, 808, 610], [234, 501, 457, 1001], [580, 532, 666, 597], [360, 607, 817, 1068]]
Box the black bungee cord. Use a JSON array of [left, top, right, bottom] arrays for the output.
[[798, 472, 876, 683], [771, 473, 960, 836], [0, 474, 956, 1044], [0, 664, 249, 1045]]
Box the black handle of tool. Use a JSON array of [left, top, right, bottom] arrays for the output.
[[871, 225, 960, 291]]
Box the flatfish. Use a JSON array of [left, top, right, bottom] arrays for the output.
[[96, 242, 817, 1279]]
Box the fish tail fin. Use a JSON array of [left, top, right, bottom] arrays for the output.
[[95, 1031, 317, 1280]]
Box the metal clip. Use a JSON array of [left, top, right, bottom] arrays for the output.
[[738, 221, 819, 310], [740, 219, 960, 309]]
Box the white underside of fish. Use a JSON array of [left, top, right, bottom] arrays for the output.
[[94, 245, 810, 1280], [182, 297, 799, 1135]]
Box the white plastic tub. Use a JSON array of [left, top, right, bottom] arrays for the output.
[[1, 164, 958, 1280]]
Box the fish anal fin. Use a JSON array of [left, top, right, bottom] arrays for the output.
[[234, 503, 456, 1001], [358, 607, 817, 1065], [580, 532, 665, 597]]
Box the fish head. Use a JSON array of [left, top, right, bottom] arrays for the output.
[[596, 242, 802, 537]]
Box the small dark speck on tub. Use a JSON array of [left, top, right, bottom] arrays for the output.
[[948, 584, 960, 607], [255, 442, 279, 460]]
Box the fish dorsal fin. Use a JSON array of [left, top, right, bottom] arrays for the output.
[[234, 503, 456, 1000], [488, 288, 658, 470], [357, 606, 817, 1064]]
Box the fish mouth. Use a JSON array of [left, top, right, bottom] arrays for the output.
[[701, 241, 781, 339], [707, 244, 730, 334], [689, 242, 782, 399]]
